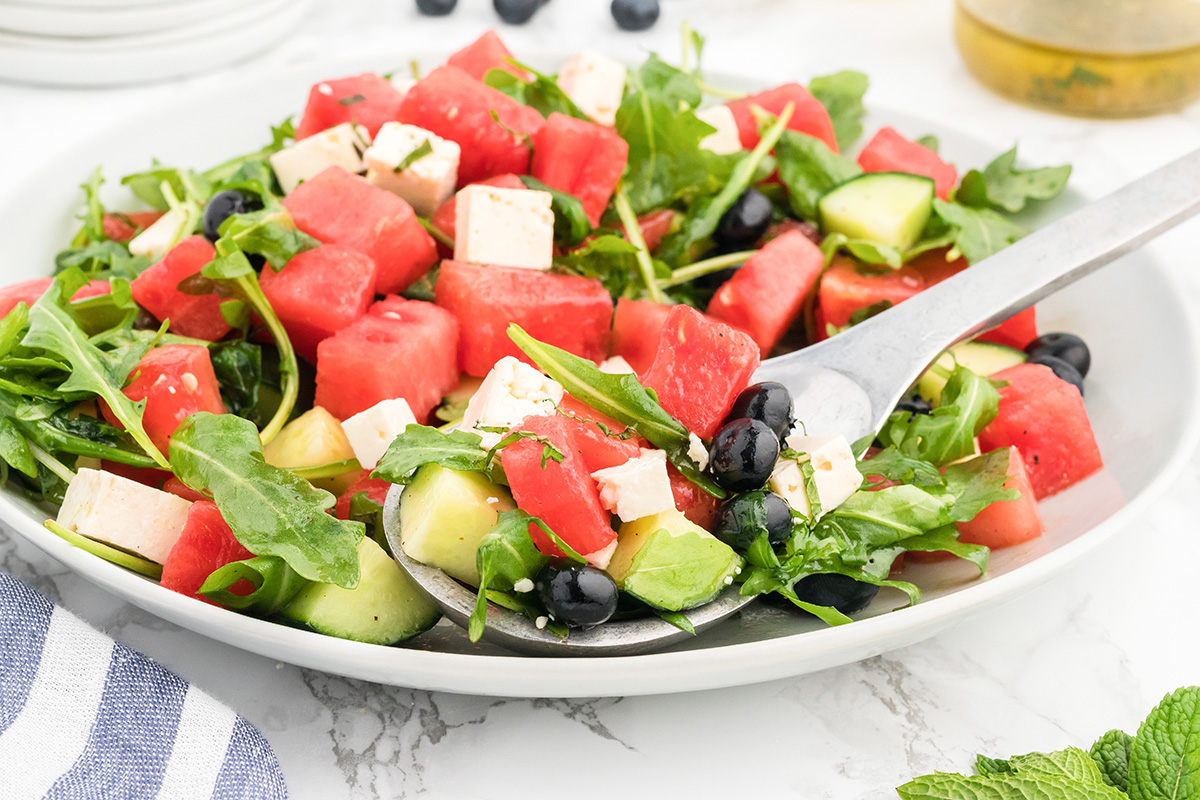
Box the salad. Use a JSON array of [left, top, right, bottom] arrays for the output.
[[0, 29, 1104, 650]]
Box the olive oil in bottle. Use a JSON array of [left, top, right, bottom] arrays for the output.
[[955, 0, 1200, 116]]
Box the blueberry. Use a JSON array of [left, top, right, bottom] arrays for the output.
[[708, 418, 780, 493], [714, 188, 773, 249], [416, 0, 456, 14], [611, 0, 660, 31], [711, 492, 794, 551], [792, 573, 879, 614], [726, 382, 795, 440], [494, 0, 548, 24], [1027, 353, 1085, 395], [894, 394, 932, 420], [201, 190, 249, 242], [1025, 332, 1090, 378], [535, 560, 618, 628]]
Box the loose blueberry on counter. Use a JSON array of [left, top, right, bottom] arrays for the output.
[[535, 560, 618, 628], [711, 491, 794, 551], [708, 418, 780, 493], [1025, 332, 1090, 378], [611, 0, 660, 30], [415, 0, 457, 14], [726, 381, 795, 440], [791, 573, 880, 615], [495, 0, 549, 24], [894, 394, 932, 420], [713, 188, 773, 250], [201, 190, 249, 242], [1027, 353, 1085, 395]]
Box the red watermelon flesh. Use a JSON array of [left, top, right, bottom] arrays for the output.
[[0, 277, 110, 318], [258, 244, 376, 363], [103, 211, 164, 243], [637, 209, 676, 254], [726, 83, 838, 152], [163, 476, 208, 503], [112, 344, 227, 455], [282, 166, 437, 295], [429, 173, 526, 254], [295, 72, 405, 140], [956, 447, 1044, 548], [707, 230, 825, 356], [445, 30, 528, 81], [641, 305, 761, 439], [557, 412, 641, 473], [610, 298, 675, 376], [130, 236, 232, 341], [315, 297, 459, 422], [398, 66, 546, 185], [434, 260, 612, 377], [978, 363, 1103, 498], [976, 307, 1038, 351], [500, 414, 615, 561], [334, 471, 393, 520], [857, 126, 958, 200], [160, 501, 255, 605], [531, 112, 629, 227], [816, 250, 968, 336], [667, 462, 720, 530]]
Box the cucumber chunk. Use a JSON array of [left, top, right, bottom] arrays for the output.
[[281, 537, 440, 645], [819, 172, 935, 251], [917, 341, 1027, 405]]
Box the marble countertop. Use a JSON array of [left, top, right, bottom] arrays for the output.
[[3, 0, 1200, 796]]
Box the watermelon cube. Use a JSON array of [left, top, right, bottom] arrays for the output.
[[334, 470, 393, 520], [978, 363, 1103, 498], [857, 126, 959, 200], [637, 209, 677, 254], [610, 298, 675, 376], [641, 306, 761, 439], [557, 397, 642, 473], [429, 173, 526, 253], [434, 260, 613, 376], [398, 66, 546, 185], [531, 113, 629, 227], [282, 166, 438, 295], [956, 447, 1044, 548], [315, 297, 459, 422], [445, 30, 528, 81], [816, 249, 967, 336], [295, 72, 406, 140], [499, 414, 616, 563], [258, 244, 377, 363], [160, 501, 255, 605], [113, 344, 227, 455], [975, 307, 1038, 351], [726, 83, 838, 152], [667, 462, 720, 529], [707, 230, 825, 356], [103, 211, 163, 243], [130, 236, 232, 341], [0, 277, 110, 318]]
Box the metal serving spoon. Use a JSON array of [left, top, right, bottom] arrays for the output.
[[385, 147, 1200, 657]]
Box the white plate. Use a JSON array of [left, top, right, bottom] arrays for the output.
[[0, 0, 309, 87], [0, 54, 1197, 698], [0, 0, 254, 39]]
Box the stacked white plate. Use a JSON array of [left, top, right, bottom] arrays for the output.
[[0, 0, 313, 87]]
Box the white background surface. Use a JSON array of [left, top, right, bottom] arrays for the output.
[[2, 0, 1200, 797]]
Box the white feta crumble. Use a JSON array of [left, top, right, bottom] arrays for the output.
[[459, 356, 564, 449], [56, 468, 193, 564], [694, 105, 743, 155], [687, 433, 709, 471], [598, 355, 635, 375], [389, 75, 418, 96], [127, 208, 187, 262], [591, 449, 675, 522], [768, 457, 813, 519], [364, 122, 461, 216], [341, 397, 418, 470], [535, 615, 549, 630], [454, 185, 554, 270], [584, 539, 618, 571], [269, 122, 370, 194], [513, 578, 534, 593], [782, 433, 863, 516], [556, 50, 628, 127]]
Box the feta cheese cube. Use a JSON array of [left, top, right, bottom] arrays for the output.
[[460, 356, 564, 448], [598, 356, 634, 375], [454, 185, 554, 270], [56, 468, 193, 564], [269, 122, 370, 195], [364, 122, 461, 216], [127, 208, 187, 261], [591, 449, 675, 522], [389, 75, 418, 96], [695, 105, 743, 155], [768, 457, 812, 518], [584, 539, 618, 571], [785, 434, 862, 513], [341, 397, 418, 470], [557, 50, 628, 127], [687, 433, 710, 472]]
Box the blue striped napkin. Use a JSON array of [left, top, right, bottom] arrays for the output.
[[0, 571, 288, 799]]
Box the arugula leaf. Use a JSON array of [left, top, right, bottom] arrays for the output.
[[809, 70, 869, 152], [1089, 730, 1133, 792], [776, 129, 862, 220], [484, 63, 591, 120], [169, 412, 363, 588], [1127, 686, 1200, 800], [508, 324, 723, 497], [199, 556, 309, 613], [932, 199, 1027, 264], [216, 209, 320, 272], [0, 417, 36, 478], [519, 175, 592, 247], [372, 424, 488, 485], [208, 340, 280, 429], [636, 53, 703, 109], [553, 234, 647, 297], [201, 117, 294, 189], [75, 167, 108, 245], [917, 135, 940, 153], [878, 365, 1001, 465], [469, 509, 551, 642], [859, 447, 943, 487], [55, 241, 151, 281], [121, 162, 213, 211], [941, 449, 1017, 523], [819, 232, 902, 269], [956, 146, 1072, 213]]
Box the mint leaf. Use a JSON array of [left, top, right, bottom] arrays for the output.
[[1090, 730, 1133, 791], [899, 749, 1125, 799], [932, 199, 1027, 264], [976, 755, 1013, 775], [372, 424, 488, 485], [1127, 686, 1200, 800], [956, 146, 1071, 214], [809, 70, 868, 152], [776, 129, 862, 220]]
